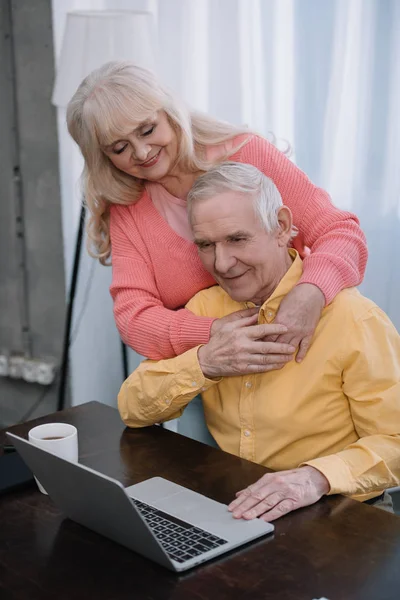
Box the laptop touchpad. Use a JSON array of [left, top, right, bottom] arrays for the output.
[[125, 476, 268, 540]]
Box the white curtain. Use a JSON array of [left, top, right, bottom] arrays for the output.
[[52, 0, 400, 411]]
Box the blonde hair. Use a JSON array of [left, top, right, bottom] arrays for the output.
[[67, 61, 251, 264]]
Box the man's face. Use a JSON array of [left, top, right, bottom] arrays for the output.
[[191, 191, 292, 305]]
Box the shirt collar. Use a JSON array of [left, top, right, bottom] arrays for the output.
[[244, 249, 303, 322]]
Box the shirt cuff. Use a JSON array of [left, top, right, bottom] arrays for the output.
[[300, 454, 356, 496], [170, 346, 221, 396], [171, 312, 215, 356], [298, 256, 347, 306]]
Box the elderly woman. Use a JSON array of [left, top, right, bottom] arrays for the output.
[[67, 61, 367, 369]]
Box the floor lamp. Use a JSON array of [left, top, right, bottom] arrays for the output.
[[52, 10, 156, 411]]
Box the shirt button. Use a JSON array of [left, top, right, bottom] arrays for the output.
[[267, 310, 273, 318], [243, 429, 251, 437], [245, 381, 252, 388], [165, 399, 171, 405], [191, 381, 197, 387], [201, 387, 207, 392]]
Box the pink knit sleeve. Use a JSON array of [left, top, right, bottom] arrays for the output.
[[109, 206, 214, 360], [238, 136, 368, 304]]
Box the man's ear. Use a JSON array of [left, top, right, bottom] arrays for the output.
[[276, 207, 293, 246]]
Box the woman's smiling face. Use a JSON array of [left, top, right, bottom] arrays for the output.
[[102, 111, 179, 182]]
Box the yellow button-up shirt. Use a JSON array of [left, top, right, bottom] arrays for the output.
[[119, 251, 400, 501]]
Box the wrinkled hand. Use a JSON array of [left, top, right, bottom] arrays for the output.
[[265, 283, 325, 363], [210, 307, 260, 337], [199, 313, 295, 378], [228, 466, 330, 522]]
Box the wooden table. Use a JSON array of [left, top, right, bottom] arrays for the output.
[[1, 401, 400, 600]]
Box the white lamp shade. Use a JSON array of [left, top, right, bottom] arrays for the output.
[[52, 10, 156, 107]]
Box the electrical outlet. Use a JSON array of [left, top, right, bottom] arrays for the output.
[[22, 359, 39, 383], [36, 361, 56, 386], [21, 359, 57, 385], [0, 353, 56, 385], [9, 355, 25, 379], [0, 354, 9, 377]]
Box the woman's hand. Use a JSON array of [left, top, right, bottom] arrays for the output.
[[266, 284, 325, 362], [200, 313, 295, 378]]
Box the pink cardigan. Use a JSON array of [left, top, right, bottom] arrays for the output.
[[110, 135, 368, 359]]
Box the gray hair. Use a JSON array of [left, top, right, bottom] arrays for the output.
[[187, 162, 283, 232]]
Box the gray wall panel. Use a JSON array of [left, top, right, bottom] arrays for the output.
[[11, 0, 66, 357], [0, 0, 66, 426], [0, 0, 23, 351]]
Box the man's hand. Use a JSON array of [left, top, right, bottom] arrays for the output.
[[210, 307, 260, 336], [198, 313, 295, 378], [228, 466, 330, 522], [264, 283, 325, 363]]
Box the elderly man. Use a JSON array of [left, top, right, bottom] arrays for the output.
[[118, 162, 400, 521]]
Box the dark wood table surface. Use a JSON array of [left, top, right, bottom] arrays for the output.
[[1, 401, 400, 600]]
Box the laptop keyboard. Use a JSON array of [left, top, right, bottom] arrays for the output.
[[131, 498, 228, 563]]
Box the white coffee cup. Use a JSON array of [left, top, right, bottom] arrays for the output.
[[28, 423, 78, 494]]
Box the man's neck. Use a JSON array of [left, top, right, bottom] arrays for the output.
[[248, 251, 294, 306]]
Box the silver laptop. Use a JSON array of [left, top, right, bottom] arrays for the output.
[[7, 432, 274, 572]]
